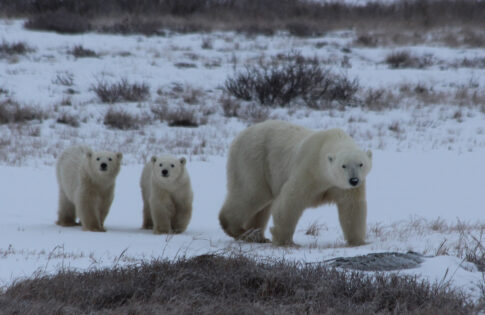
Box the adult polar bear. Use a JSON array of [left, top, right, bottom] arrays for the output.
[[219, 120, 372, 246]]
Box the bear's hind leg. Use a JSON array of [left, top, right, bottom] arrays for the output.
[[56, 190, 78, 226], [219, 196, 271, 241], [240, 204, 272, 243]]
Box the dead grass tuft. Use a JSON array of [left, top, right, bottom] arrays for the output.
[[70, 45, 97, 58], [0, 40, 34, 57], [0, 99, 45, 124], [0, 254, 475, 314], [103, 107, 142, 130], [92, 79, 150, 103]]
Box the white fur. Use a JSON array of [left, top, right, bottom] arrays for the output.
[[140, 155, 193, 234], [219, 120, 372, 246], [56, 146, 122, 232]]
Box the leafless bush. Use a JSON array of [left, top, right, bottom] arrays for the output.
[[103, 107, 141, 130], [25, 10, 91, 34], [92, 79, 150, 103], [305, 221, 325, 237], [151, 102, 206, 127], [219, 94, 241, 118], [361, 88, 395, 111], [286, 21, 320, 37], [174, 62, 197, 69], [70, 45, 97, 58], [52, 71, 74, 86], [238, 103, 270, 123], [201, 37, 213, 49], [385, 51, 434, 69], [225, 52, 359, 107], [354, 33, 379, 47], [0, 99, 45, 124], [56, 112, 79, 127], [0, 254, 475, 314], [0, 40, 34, 57]]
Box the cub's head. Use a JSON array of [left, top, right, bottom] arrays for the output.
[[86, 150, 123, 179], [327, 149, 372, 189], [151, 155, 186, 184]]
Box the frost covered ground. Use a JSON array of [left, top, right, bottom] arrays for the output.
[[1, 18, 485, 303]]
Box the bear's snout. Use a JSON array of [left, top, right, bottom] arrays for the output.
[[162, 169, 169, 177], [349, 177, 359, 186], [100, 163, 108, 171]]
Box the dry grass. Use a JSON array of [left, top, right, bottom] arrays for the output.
[[385, 51, 434, 69], [92, 79, 150, 103], [56, 112, 80, 127], [0, 40, 34, 57], [151, 102, 207, 127], [0, 99, 45, 124], [0, 254, 476, 314], [70, 45, 97, 58], [103, 107, 142, 130]]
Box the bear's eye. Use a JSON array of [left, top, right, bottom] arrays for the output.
[[108, 158, 112, 161], [159, 163, 163, 167], [171, 164, 174, 168], [359, 163, 363, 167], [96, 157, 100, 161], [342, 165, 346, 169]]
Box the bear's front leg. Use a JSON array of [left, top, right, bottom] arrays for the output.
[[76, 191, 105, 232], [171, 204, 192, 234], [336, 183, 367, 246], [149, 195, 174, 234], [270, 182, 308, 246], [98, 190, 114, 228]]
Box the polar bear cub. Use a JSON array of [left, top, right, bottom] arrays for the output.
[[56, 146, 122, 232], [219, 120, 372, 246], [140, 155, 193, 234]]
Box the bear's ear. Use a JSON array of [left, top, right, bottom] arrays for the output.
[[179, 157, 186, 165], [366, 150, 372, 159], [327, 154, 335, 163], [151, 156, 157, 164], [86, 150, 93, 158], [116, 152, 123, 160]]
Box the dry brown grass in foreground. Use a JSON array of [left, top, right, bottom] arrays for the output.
[[0, 254, 477, 314]]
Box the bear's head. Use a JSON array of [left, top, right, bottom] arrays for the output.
[[327, 149, 372, 189], [86, 150, 123, 181], [151, 155, 186, 185]]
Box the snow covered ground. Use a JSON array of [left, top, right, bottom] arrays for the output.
[[1, 19, 485, 302]]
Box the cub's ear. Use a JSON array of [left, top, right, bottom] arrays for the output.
[[366, 150, 373, 159], [327, 154, 335, 163], [116, 152, 123, 160], [151, 156, 157, 164], [179, 157, 186, 165], [86, 150, 93, 158]]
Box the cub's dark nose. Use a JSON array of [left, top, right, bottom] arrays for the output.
[[349, 178, 359, 186], [162, 169, 168, 177], [100, 163, 107, 171]]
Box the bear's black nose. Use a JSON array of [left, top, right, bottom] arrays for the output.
[[349, 178, 359, 186], [100, 163, 107, 170], [162, 169, 168, 176]]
